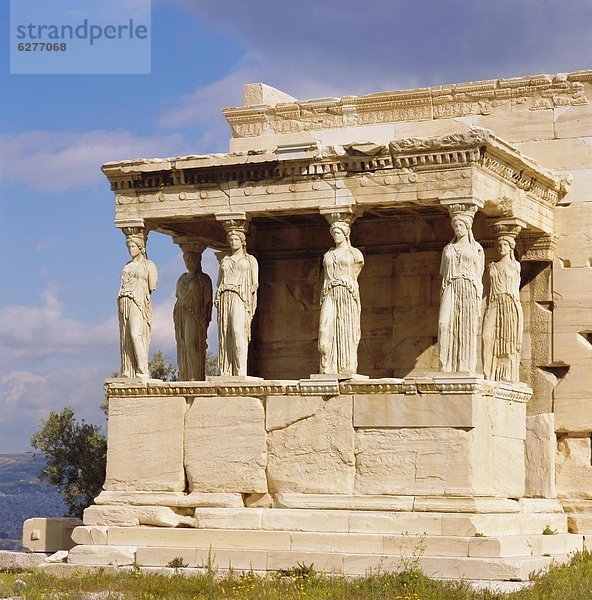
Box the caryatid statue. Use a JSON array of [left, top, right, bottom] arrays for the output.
[[438, 204, 484, 373], [215, 220, 258, 377], [318, 211, 365, 375], [173, 243, 213, 381], [482, 223, 524, 383], [117, 228, 158, 378]]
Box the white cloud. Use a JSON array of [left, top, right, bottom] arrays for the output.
[[0, 129, 185, 192], [0, 366, 108, 453], [0, 285, 117, 362]]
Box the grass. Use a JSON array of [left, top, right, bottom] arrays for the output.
[[0, 550, 591, 599]]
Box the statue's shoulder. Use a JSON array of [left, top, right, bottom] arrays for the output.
[[351, 246, 364, 261]]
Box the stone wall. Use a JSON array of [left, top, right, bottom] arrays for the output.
[[103, 378, 529, 502], [227, 73, 592, 500]]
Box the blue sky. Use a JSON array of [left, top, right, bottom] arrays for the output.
[[1, 0, 591, 452]]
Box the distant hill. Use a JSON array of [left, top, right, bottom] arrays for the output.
[[0, 454, 67, 551]]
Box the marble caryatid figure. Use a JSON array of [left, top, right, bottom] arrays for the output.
[[438, 204, 484, 373], [215, 224, 258, 376], [173, 244, 213, 381], [482, 234, 523, 382], [118, 229, 158, 378], [318, 214, 364, 375]]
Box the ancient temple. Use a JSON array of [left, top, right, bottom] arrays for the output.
[[62, 70, 592, 585]]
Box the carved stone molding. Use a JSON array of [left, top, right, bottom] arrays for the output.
[[519, 233, 559, 263], [104, 377, 532, 402], [487, 217, 526, 240], [215, 212, 249, 236], [222, 71, 590, 138]]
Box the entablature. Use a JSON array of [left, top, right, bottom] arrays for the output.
[[102, 130, 569, 238]]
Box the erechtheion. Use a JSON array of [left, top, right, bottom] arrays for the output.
[[41, 70, 592, 585]]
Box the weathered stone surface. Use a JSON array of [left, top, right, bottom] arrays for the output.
[[492, 400, 526, 440], [184, 396, 267, 494], [267, 395, 355, 494], [354, 428, 474, 496], [525, 414, 557, 498], [353, 393, 475, 428], [105, 396, 186, 492], [22, 517, 82, 553], [556, 436, 592, 499], [265, 395, 324, 431], [413, 497, 520, 513], [68, 545, 136, 566], [95, 491, 244, 508], [492, 436, 525, 498], [262, 508, 350, 532], [71, 526, 108, 545], [0, 550, 47, 570], [83, 505, 194, 528], [554, 102, 592, 138], [244, 493, 273, 508], [274, 493, 414, 511], [519, 498, 563, 513], [194, 508, 263, 530], [518, 138, 592, 170], [107, 526, 291, 551]]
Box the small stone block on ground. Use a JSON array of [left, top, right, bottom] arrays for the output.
[[22, 517, 82, 552]]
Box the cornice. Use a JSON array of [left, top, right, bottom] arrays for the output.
[[101, 130, 566, 206], [223, 71, 590, 138], [104, 376, 531, 402]]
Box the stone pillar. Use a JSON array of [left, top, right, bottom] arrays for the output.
[[317, 207, 365, 378], [172, 237, 213, 381], [482, 218, 525, 384], [213, 213, 259, 378], [437, 201, 484, 374], [116, 223, 158, 379]]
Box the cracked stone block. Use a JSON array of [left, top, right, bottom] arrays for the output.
[[525, 414, 557, 498], [556, 436, 592, 499], [184, 396, 267, 494], [267, 395, 355, 494], [354, 428, 474, 496], [105, 396, 186, 492]]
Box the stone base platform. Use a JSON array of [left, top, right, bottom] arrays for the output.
[[69, 500, 584, 582]]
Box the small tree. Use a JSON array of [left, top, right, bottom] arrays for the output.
[[30, 408, 107, 518], [148, 350, 178, 381], [205, 349, 219, 376], [31, 351, 178, 518]]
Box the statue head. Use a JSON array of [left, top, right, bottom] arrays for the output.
[[126, 234, 146, 257], [497, 235, 516, 258], [451, 213, 474, 238], [227, 230, 247, 251], [330, 221, 351, 244], [183, 250, 201, 272]]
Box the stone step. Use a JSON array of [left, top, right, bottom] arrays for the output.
[[72, 526, 582, 558], [187, 508, 568, 536], [68, 544, 571, 581]]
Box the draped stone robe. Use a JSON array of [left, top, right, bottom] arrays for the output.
[[318, 245, 364, 374], [438, 239, 484, 373], [482, 258, 523, 382], [215, 252, 258, 376], [174, 270, 212, 380]]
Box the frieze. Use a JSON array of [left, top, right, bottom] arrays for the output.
[[222, 70, 590, 138]]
